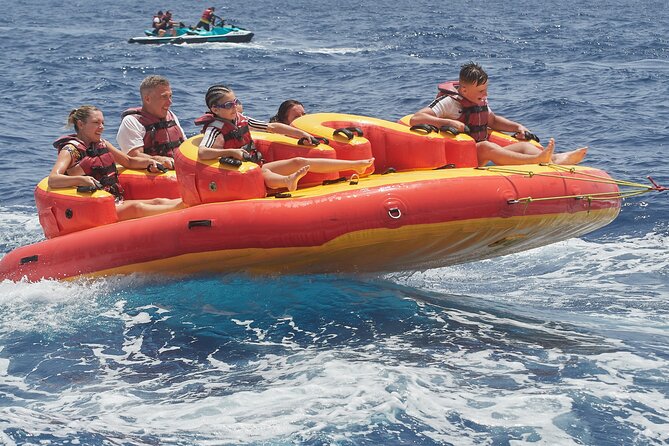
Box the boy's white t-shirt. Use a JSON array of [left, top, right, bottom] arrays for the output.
[[429, 95, 492, 119]]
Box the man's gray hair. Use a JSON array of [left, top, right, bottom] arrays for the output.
[[139, 75, 170, 97]]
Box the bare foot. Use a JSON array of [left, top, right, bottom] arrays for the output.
[[538, 138, 555, 163], [352, 158, 375, 174], [553, 147, 588, 165], [284, 165, 310, 192]]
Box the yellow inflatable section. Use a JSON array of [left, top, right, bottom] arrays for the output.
[[293, 112, 478, 171], [397, 114, 543, 149]]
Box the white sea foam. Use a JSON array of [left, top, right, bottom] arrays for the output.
[[0, 205, 43, 254], [168, 38, 373, 55], [3, 287, 668, 444], [4, 337, 666, 444], [299, 46, 370, 55], [0, 278, 109, 335], [392, 232, 669, 322]]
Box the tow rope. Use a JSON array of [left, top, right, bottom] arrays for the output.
[[477, 163, 667, 204]]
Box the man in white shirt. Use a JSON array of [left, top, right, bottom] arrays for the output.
[[116, 75, 186, 169]]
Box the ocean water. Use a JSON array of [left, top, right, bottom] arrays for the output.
[[0, 0, 668, 444]]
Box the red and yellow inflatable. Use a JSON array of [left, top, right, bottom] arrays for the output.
[[0, 116, 622, 282]]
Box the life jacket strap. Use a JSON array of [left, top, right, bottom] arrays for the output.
[[467, 124, 488, 134], [152, 139, 183, 154], [241, 141, 264, 164], [462, 105, 489, 114], [86, 145, 109, 157], [145, 120, 178, 132], [223, 126, 250, 141], [98, 175, 118, 186]]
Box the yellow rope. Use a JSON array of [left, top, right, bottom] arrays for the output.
[[484, 164, 655, 189], [478, 163, 664, 204], [546, 164, 651, 188], [481, 164, 651, 189], [509, 189, 648, 204]]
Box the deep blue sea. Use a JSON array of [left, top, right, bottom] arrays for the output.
[[1, 0, 668, 444]]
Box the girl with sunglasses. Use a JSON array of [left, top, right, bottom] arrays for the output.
[[196, 85, 374, 192]]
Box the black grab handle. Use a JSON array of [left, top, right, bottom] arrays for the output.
[[333, 126, 364, 140], [188, 219, 212, 229], [147, 163, 169, 173], [410, 124, 440, 134], [76, 185, 99, 193], [20, 254, 39, 264], [524, 131, 541, 143], [299, 136, 330, 145], [297, 136, 323, 146], [219, 157, 242, 167], [439, 125, 461, 136], [333, 128, 354, 140], [322, 176, 347, 186], [512, 130, 540, 143]]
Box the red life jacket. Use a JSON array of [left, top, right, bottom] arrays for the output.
[[194, 112, 264, 164], [436, 81, 489, 142], [201, 9, 214, 23], [52, 135, 124, 199], [121, 108, 185, 157]]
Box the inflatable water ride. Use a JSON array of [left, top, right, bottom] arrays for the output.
[[1, 113, 637, 282], [128, 24, 253, 44]]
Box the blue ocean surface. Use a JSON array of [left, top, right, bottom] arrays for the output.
[[0, 0, 668, 444]]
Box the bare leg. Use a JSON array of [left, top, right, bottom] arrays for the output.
[[263, 157, 375, 176], [116, 198, 184, 221], [499, 141, 544, 155], [552, 146, 588, 165], [491, 137, 587, 165], [477, 141, 553, 166], [262, 165, 310, 192]]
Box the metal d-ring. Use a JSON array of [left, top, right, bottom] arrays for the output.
[[388, 207, 402, 219]]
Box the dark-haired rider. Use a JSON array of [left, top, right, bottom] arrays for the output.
[[196, 7, 219, 31], [152, 11, 165, 36]]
